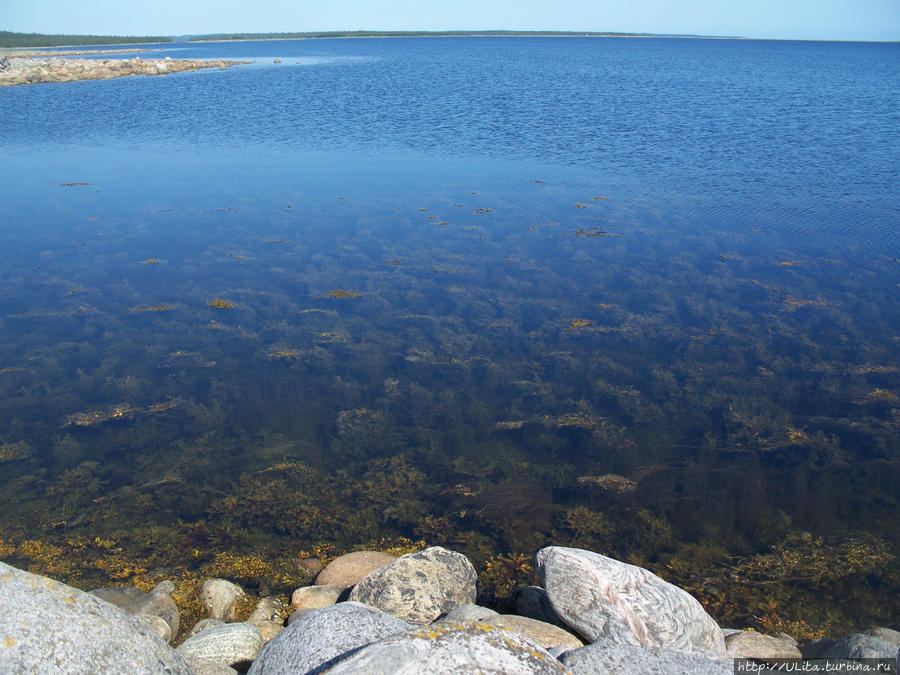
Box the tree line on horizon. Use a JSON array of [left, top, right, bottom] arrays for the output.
[[187, 30, 653, 41], [0, 31, 172, 48]]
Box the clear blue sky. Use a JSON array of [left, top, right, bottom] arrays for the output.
[[4, 0, 899, 42]]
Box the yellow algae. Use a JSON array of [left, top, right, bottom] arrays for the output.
[[597, 303, 618, 309], [574, 202, 588, 208], [866, 389, 899, 403], [325, 289, 361, 299], [787, 429, 808, 443], [592, 195, 609, 200], [782, 297, 826, 310], [568, 319, 592, 328], [778, 261, 800, 266], [2, 638, 14, 648], [207, 298, 235, 309], [140, 259, 158, 264], [473, 207, 494, 214]]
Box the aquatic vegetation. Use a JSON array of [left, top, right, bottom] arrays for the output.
[[865, 388, 898, 403], [140, 259, 158, 264], [568, 319, 592, 329], [325, 289, 361, 298], [574, 202, 588, 208], [573, 226, 616, 237], [479, 553, 536, 604], [576, 474, 637, 494], [207, 298, 235, 309], [127, 304, 170, 312]]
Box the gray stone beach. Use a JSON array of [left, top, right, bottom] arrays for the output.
[[1, 546, 897, 673]]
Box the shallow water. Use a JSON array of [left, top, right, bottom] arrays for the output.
[[1, 36, 898, 632]]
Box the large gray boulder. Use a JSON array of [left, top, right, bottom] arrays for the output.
[[536, 546, 725, 656], [323, 622, 569, 673], [0, 561, 191, 674], [821, 633, 898, 659], [248, 601, 411, 674], [560, 641, 733, 674], [349, 546, 477, 625]]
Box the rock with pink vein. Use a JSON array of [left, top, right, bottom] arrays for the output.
[[536, 546, 725, 656]]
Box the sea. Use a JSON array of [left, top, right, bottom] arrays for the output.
[[1, 36, 898, 633]]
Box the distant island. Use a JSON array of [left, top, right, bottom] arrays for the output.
[[187, 30, 687, 41], [0, 31, 172, 49]]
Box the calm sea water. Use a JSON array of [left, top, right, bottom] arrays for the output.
[[1, 37, 898, 629]]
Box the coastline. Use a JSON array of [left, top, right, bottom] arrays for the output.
[[0, 55, 247, 87]]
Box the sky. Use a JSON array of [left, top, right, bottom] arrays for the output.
[[4, 0, 899, 42]]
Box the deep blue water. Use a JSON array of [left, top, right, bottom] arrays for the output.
[[1, 37, 898, 625]]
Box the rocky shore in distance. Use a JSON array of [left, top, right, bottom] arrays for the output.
[[0, 55, 247, 87], [2, 545, 898, 673]]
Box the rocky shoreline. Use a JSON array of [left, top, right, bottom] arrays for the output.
[[1, 545, 897, 673], [0, 55, 246, 87]]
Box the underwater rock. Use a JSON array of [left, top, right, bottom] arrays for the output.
[[724, 630, 802, 658], [0, 561, 191, 673], [176, 622, 263, 671], [248, 601, 411, 674], [89, 585, 145, 607], [536, 546, 726, 656], [248, 596, 288, 643], [484, 615, 584, 651], [314, 550, 397, 589], [821, 633, 899, 659], [291, 584, 342, 610], [323, 622, 568, 674], [348, 546, 477, 625], [202, 578, 247, 621], [559, 641, 732, 674]]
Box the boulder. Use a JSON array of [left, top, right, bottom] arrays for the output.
[[349, 546, 477, 624], [202, 578, 247, 621], [248, 596, 288, 643], [315, 550, 397, 589], [485, 615, 584, 650], [126, 580, 180, 642], [725, 631, 802, 658], [187, 617, 226, 639], [863, 627, 900, 647], [324, 622, 569, 673], [291, 584, 342, 611], [440, 604, 500, 623], [176, 622, 264, 671], [560, 641, 733, 674], [248, 601, 411, 674], [536, 546, 725, 656], [511, 585, 569, 629], [0, 561, 191, 673], [89, 581, 179, 642], [821, 633, 898, 659]]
